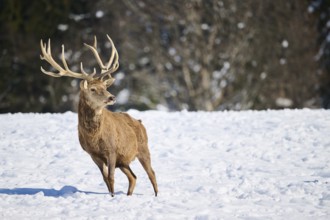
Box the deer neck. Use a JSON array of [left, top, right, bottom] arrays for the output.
[[78, 93, 104, 134]]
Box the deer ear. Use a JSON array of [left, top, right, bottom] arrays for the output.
[[104, 78, 115, 87], [80, 80, 89, 90]]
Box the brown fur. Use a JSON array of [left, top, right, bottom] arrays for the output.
[[78, 79, 158, 196]]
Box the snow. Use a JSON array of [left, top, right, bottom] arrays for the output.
[[116, 89, 130, 105], [57, 24, 69, 32], [95, 10, 104, 18], [0, 109, 330, 219], [281, 40, 289, 48]]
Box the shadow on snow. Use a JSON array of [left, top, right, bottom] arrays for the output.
[[0, 185, 122, 197]]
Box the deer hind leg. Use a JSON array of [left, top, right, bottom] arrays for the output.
[[120, 166, 137, 196], [138, 152, 158, 196]]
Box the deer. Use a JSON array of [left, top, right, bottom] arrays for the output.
[[40, 35, 158, 197]]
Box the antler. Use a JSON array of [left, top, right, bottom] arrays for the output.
[[40, 39, 96, 80], [83, 35, 119, 82], [40, 35, 119, 84]]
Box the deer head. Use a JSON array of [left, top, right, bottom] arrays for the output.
[[40, 35, 119, 108]]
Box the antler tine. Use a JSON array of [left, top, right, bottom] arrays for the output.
[[60, 44, 87, 78], [80, 62, 96, 77], [100, 62, 119, 81], [84, 35, 119, 80], [93, 35, 97, 49], [40, 39, 95, 80], [40, 39, 66, 77], [105, 34, 119, 70], [99, 35, 119, 80], [84, 36, 107, 70]]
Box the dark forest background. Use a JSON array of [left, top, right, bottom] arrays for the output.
[[0, 0, 329, 112]]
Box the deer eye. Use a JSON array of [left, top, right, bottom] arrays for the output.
[[90, 88, 96, 92]]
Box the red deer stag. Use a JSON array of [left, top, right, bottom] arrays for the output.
[[40, 35, 158, 197]]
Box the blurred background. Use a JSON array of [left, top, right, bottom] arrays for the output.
[[0, 0, 329, 113]]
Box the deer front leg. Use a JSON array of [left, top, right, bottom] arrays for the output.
[[107, 155, 116, 197], [91, 156, 112, 194]]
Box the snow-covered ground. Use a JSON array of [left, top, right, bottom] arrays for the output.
[[0, 109, 329, 219]]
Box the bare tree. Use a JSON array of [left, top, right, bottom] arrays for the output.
[[0, 0, 324, 112], [114, 0, 320, 110]]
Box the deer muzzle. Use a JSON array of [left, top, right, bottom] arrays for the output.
[[105, 95, 116, 104]]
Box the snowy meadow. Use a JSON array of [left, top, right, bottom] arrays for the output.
[[0, 109, 329, 219]]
